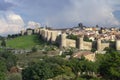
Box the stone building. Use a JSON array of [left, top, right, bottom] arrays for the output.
[[34, 28, 40, 34], [26, 28, 33, 35], [21, 30, 26, 36]]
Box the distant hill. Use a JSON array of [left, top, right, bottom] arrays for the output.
[[6, 35, 44, 49]]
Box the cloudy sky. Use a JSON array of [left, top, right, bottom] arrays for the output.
[[0, 0, 120, 35]]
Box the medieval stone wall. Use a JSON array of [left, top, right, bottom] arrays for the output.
[[101, 43, 110, 50], [36, 28, 120, 51], [116, 40, 120, 50], [66, 39, 76, 48], [51, 31, 59, 43], [83, 42, 92, 50], [27, 30, 33, 35]]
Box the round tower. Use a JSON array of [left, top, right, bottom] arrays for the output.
[[51, 31, 57, 43], [116, 40, 120, 50], [97, 38, 101, 51], [39, 29, 41, 35], [77, 36, 84, 50], [44, 30, 48, 41], [60, 33, 66, 48], [47, 31, 51, 42], [41, 30, 44, 38], [42, 30, 46, 40], [21, 30, 25, 36]]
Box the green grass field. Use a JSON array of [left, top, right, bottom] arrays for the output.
[[7, 35, 45, 49]]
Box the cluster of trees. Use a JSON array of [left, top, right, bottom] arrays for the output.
[[1, 39, 6, 47], [22, 56, 99, 80], [22, 57, 70, 80], [61, 47, 77, 57], [0, 47, 118, 80], [97, 48, 120, 80], [67, 34, 92, 42], [67, 56, 98, 79], [0, 51, 18, 80], [83, 36, 92, 42], [22, 47, 120, 80], [7, 34, 22, 39], [67, 34, 77, 40]]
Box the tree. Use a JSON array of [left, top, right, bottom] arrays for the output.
[[91, 48, 96, 53], [7, 34, 11, 38], [0, 59, 7, 80], [0, 51, 17, 71], [83, 36, 92, 42], [99, 49, 120, 80], [7, 73, 22, 80], [67, 34, 77, 40], [44, 56, 67, 66], [1, 39, 6, 47], [0, 51, 18, 80], [22, 61, 54, 80], [31, 47, 37, 52], [67, 58, 83, 78], [67, 57, 98, 79], [22, 56, 67, 80]]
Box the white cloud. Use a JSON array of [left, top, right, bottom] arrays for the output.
[[0, 11, 24, 36], [47, 0, 120, 28], [26, 21, 41, 29]]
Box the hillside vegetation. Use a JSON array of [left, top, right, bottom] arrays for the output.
[[6, 35, 44, 49]]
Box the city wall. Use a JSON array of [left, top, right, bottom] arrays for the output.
[[83, 42, 92, 50], [34, 28, 120, 51], [66, 39, 76, 48], [101, 43, 110, 51]]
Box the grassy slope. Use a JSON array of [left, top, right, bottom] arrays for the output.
[[6, 34, 59, 67], [7, 35, 44, 49]]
